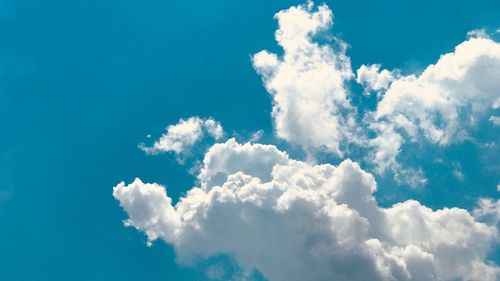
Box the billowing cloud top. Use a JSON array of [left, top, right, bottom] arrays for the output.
[[115, 139, 498, 281], [114, 2, 499, 281]]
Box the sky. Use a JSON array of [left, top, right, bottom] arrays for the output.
[[1, 1, 499, 281]]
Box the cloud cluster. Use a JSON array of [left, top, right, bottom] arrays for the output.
[[115, 139, 499, 281], [252, 3, 500, 184], [114, 2, 499, 280], [140, 116, 223, 156]]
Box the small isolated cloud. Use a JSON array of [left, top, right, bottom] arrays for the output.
[[115, 139, 499, 281], [139, 116, 224, 157], [249, 130, 264, 142], [356, 64, 396, 94], [452, 162, 465, 182], [374, 37, 500, 146]]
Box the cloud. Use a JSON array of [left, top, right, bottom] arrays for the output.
[[139, 116, 224, 157], [249, 130, 264, 142], [490, 116, 500, 126], [374, 37, 500, 145], [367, 37, 500, 180], [356, 64, 397, 94], [114, 139, 499, 281], [252, 3, 356, 156], [452, 162, 465, 182], [467, 28, 489, 39], [114, 2, 500, 280], [473, 198, 500, 229], [251, 2, 500, 187]]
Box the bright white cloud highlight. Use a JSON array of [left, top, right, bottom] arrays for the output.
[[115, 139, 499, 281], [252, 3, 355, 156], [140, 116, 224, 156]]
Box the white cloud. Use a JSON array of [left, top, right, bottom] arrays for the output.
[[251, 2, 500, 187], [197, 138, 290, 190], [367, 122, 427, 188], [467, 28, 489, 39], [114, 139, 499, 281], [368, 37, 500, 180], [114, 2, 500, 280], [140, 116, 224, 156], [252, 3, 356, 156], [375, 38, 500, 145], [490, 116, 500, 126], [204, 119, 224, 140], [356, 64, 396, 93], [473, 198, 500, 229], [452, 162, 465, 182], [249, 130, 264, 142]]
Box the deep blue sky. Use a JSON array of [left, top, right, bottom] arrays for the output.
[[1, 1, 499, 280]]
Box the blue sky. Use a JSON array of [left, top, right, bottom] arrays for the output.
[[1, 1, 499, 281]]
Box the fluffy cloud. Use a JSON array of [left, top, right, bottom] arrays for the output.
[[367, 37, 500, 179], [114, 139, 499, 281], [356, 64, 396, 93], [375, 38, 500, 145], [197, 138, 289, 190], [252, 2, 500, 186], [252, 3, 356, 156], [140, 116, 224, 156], [114, 2, 500, 280]]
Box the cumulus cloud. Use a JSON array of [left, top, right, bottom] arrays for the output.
[[374, 38, 500, 145], [367, 37, 500, 180], [252, 3, 356, 156], [251, 2, 500, 187], [140, 116, 224, 156], [356, 64, 396, 93], [114, 2, 500, 280], [115, 139, 499, 281]]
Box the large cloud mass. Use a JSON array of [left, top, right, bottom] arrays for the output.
[[114, 2, 499, 281], [115, 139, 499, 281]]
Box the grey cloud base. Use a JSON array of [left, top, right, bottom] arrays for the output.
[[114, 139, 499, 281]]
